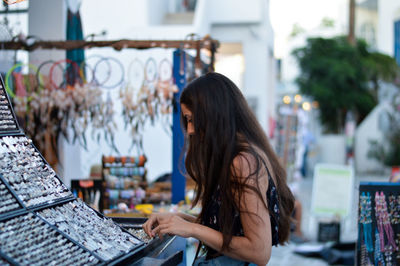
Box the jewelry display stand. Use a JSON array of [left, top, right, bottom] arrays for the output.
[[0, 74, 183, 265], [358, 182, 400, 265]]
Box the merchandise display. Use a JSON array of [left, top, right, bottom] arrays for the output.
[[0, 74, 186, 265], [102, 155, 147, 210], [0, 213, 99, 266], [71, 179, 103, 212], [38, 199, 142, 261], [358, 183, 400, 265], [127, 228, 152, 243], [0, 84, 19, 133], [274, 110, 298, 181], [0, 136, 72, 207], [111, 217, 184, 257], [0, 33, 217, 266], [0, 179, 21, 214]]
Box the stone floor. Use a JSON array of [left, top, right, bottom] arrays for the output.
[[186, 172, 389, 265]]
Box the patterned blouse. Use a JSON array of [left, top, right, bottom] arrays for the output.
[[201, 169, 280, 259]]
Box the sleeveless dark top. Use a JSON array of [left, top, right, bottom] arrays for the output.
[[201, 167, 280, 259]]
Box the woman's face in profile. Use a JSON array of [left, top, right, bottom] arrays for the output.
[[181, 104, 194, 136]]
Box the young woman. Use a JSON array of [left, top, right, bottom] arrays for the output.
[[143, 72, 295, 265]]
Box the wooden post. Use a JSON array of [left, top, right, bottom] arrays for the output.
[[348, 0, 356, 45]]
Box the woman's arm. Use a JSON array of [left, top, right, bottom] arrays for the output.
[[177, 212, 197, 223], [152, 188, 271, 266], [143, 211, 197, 236], [152, 154, 272, 266]]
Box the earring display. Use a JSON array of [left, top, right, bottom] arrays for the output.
[[0, 213, 100, 266], [358, 183, 400, 265], [0, 135, 72, 207], [389, 194, 400, 225], [37, 199, 142, 261], [359, 192, 373, 252], [0, 179, 21, 215], [0, 84, 18, 133]]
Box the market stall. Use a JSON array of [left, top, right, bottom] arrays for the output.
[[0, 34, 218, 265], [0, 72, 191, 265]]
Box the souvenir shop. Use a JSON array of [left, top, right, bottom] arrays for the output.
[[0, 4, 218, 260], [1, 1, 400, 266]]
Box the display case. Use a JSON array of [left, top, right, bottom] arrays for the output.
[[357, 182, 400, 265], [0, 74, 184, 266]]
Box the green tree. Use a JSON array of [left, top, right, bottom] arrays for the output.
[[292, 36, 399, 133]]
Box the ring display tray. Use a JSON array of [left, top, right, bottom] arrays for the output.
[[0, 177, 24, 220], [35, 198, 144, 262], [0, 134, 73, 209], [0, 212, 101, 266]]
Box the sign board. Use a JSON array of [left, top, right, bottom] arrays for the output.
[[311, 164, 354, 217]]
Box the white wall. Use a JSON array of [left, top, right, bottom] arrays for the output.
[[356, 7, 378, 48], [355, 103, 387, 173], [377, 0, 400, 55], [148, 0, 169, 25], [81, 0, 148, 38], [207, 0, 262, 24], [29, 0, 66, 65]]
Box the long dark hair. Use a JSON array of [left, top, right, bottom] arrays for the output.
[[180, 72, 294, 250]]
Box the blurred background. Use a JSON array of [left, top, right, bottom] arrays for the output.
[[0, 0, 399, 265]]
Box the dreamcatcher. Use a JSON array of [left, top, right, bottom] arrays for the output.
[[120, 58, 144, 152], [156, 58, 177, 135], [89, 56, 124, 152]]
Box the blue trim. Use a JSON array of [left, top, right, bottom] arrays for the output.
[[360, 181, 400, 186], [395, 20, 400, 66], [171, 49, 186, 204]]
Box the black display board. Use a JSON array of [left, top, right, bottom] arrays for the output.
[[358, 182, 400, 265]]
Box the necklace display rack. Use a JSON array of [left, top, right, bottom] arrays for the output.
[[0, 74, 183, 265], [358, 182, 400, 266]]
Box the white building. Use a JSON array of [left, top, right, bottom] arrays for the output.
[[27, 0, 276, 185], [354, 0, 400, 174], [274, 0, 400, 174]]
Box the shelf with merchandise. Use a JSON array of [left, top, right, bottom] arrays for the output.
[[102, 155, 148, 210]]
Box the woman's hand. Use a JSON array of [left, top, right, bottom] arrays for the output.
[[151, 215, 195, 239], [142, 212, 176, 237]]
